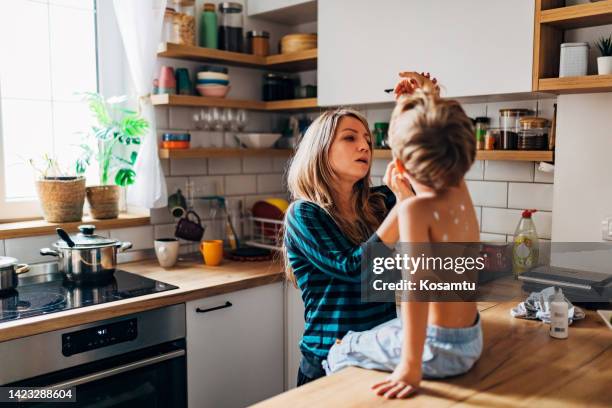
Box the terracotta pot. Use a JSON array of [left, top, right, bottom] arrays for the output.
[[35, 178, 86, 223], [86, 185, 120, 219]]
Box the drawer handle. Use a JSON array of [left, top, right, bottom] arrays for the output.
[[196, 301, 232, 314]]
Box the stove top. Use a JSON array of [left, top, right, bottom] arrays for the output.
[[0, 268, 178, 323]]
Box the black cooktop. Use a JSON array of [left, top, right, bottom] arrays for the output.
[[0, 270, 178, 323]]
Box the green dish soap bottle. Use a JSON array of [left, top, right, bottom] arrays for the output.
[[512, 209, 539, 278]]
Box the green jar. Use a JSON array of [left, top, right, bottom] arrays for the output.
[[199, 3, 217, 49], [373, 122, 389, 148]]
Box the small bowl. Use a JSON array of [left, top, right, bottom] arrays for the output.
[[597, 310, 612, 330], [196, 78, 230, 86], [196, 85, 230, 98], [162, 133, 191, 142], [197, 72, 229, 81], [236, 133, 282, 149]]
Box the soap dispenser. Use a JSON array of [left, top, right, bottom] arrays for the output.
[[512, 209, 539, 278]]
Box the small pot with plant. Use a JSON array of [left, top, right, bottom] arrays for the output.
[[30, 155, 86, 223], [596, 35, 612, 75], [79, 93, 149, 219]]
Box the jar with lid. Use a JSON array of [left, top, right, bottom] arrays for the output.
[[474, 117, 489, 150], [162, 8, 177, 43], [171, 0, 196, 46], [247, 31, 270, 56], [373, 122, 389, 148], [499, 108, 531, 150], [263, 73, 283, 101], [218, 2, 244, 53], [199, 3, 217, 49], [518, 117, 549, 150]]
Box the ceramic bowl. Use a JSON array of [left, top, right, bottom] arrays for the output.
[[197, 72, 230, 81], [196, 85, 230, 98], [235, 133, 281, 149], [196, 78, 230, 86]]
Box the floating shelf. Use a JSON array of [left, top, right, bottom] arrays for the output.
[[373, 149, 553, 162], [538, 74, 612, 94], [540, 0, 612, 29], [159, 148, 292, 159], [151, 94, 318, 111], [158, 43, 317, 71]]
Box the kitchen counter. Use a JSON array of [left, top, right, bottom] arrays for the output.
[[253, 301, 612, 408], [0, 257, 283, 342]]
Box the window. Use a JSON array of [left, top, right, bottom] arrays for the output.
[[0, 0, 98, 220]]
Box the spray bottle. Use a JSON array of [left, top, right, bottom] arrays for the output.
[[512, 209, 539, 278], [550, 287, 569, 339]]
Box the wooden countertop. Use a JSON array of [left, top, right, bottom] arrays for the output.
[[0, 258, 283, 342], [254, 301, 612, 408]]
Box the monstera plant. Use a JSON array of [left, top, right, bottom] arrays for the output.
[[79, 92, 148, 219]]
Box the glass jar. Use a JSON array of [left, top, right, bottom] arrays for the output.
[[474, 117, 489, 150], [247, 31, 270, 56], [218, 2, 244, 53], [162, 8, 177, 43], [373, 122, 389, 148], [263, 73, 283, 101], [199, 3, 218, 49], [518, 117, 549, 150], [171, 1, 196, 46]]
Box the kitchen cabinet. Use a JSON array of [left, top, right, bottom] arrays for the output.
[[284, 281, 305, 389], [186, 282, 284, 408], [319, 0, 535, 106]]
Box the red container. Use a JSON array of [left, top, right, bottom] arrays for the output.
[[161, 141, 190, 149]]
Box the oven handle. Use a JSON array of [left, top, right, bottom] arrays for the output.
[[47, 349, 185, 390]]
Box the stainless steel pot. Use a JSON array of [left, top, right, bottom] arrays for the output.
[[40, 225, 132, 282], [0, 257, 30, 295]]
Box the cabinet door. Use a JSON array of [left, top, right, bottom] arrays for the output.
[[186, 282, 284, 408], [284, 281, 305, 389], [319, 0, 535, 106]]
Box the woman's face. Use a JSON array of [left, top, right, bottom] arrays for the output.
[[328, 116, 372, 185]]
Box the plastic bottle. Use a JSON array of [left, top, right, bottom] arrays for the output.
[[549, 287, 569, 339], [199, 3, 217, 49], [512, 209, 539, 278]]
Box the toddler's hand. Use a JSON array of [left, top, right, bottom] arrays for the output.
[[383, 162, 414, 202], [371, 362, 421, 399], [394, 71, 440, 99]]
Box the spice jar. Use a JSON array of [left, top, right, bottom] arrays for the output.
[[247, 31, 270, 56], [518, 117, 549, 150], [485, 129, 499, 150], [218, 2, 244, 53], [474, 117, 489, 150], [171, 1, 196, 46]]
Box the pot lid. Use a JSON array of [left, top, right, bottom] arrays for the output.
[[0, 256, 18, 268], [55, 225, 118, 249]]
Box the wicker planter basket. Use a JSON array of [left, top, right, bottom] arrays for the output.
[[86, 185, 120, 219], [35, 177, 86, 223]]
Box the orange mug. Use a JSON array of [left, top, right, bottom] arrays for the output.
[[200, 240, 224, 266]]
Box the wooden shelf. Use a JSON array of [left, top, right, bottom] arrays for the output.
[[540, 0, 612, 29], [158, 43, 317, 71], [373, 149, 553, 162], [159, 148, 292, 159], [151, 94, 318, 111], [538, 74, 612, 94]]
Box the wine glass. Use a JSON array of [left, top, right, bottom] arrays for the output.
[[236, 109, 248, 131], [225, 108, 237, 132], [210, 107, 222, 131]]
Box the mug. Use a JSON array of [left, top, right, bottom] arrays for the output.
[[200, 240, 223, 266], [155, 238, 180, 268], [175, 210, 205, 242]]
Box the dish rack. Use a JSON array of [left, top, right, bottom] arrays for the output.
[[244, 216, 283, 251]]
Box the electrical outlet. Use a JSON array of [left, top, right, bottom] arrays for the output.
[[602, 217, 612, 241]]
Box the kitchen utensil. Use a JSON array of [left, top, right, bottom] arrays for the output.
[[200, 240, 224, 266], [227, 246, 272, 261], [236, 133, 281, 148], [0, 257, 30, 295], [168, 189, 188, 218], [56, 227, 75, 248], [155, 238, 180, 268], [252, 200, 285, 239], [40, 225, 133, 282], [175, 210, 205, 241], [236, 109, 247, 131], [280, 33, 317, 54]]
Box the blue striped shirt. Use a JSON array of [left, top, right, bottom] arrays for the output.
[[284, 187, 397, 360]]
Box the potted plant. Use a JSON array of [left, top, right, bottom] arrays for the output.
[[596, 35, 612, 75], [30, 155, 86, 223], [79, 93, 149, 219]]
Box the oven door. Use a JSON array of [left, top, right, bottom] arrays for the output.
[[10, 340, 186, 408]]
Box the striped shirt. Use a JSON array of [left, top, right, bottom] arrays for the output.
[[284, 186, 397, 361]]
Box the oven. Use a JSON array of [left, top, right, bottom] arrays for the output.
[[0, 304, 186, 407]]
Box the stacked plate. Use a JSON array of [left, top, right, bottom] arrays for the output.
[[196, 65, 230, 98]]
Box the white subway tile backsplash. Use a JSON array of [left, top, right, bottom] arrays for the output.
[[208, 158, 241, 175], [466, 181, 507, 208], [225, 175, 257, 195], [371, 159, 389, 177], [0, 240, 5, 256], [5, 235, 57, 264], [150, 207, 175, 225], [243, 157, 273, 173], [484, 161, 534, 182], [481, 208, 552, 239], [110, 226, 154, 251], [155, 107, 169, 129], [169, 107, 195, 130], [256, 174, 284, 194], [273, 157, 289, 173], [508, 183, 553, 211], [165, 176, 189, 196], [534, 162, 555, 183], [465, 160, 484, 180], [190, 175, 225, 195], [242, 111, 272, 131], [161, 159, 170, 176], [480, 232, 507, 243], [170, 158, 208, 176]]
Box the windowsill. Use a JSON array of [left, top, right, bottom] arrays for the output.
[[0, 213, 151, 240]]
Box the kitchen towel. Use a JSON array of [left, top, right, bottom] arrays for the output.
[[510, 286, 585, 324]]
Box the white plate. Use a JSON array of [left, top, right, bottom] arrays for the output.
[[596, 310, 612, 330]]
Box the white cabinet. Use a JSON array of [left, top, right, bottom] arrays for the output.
[[319, 0, 535, 106], [186, 282, 284, 408], [284, 281, 305, 389]]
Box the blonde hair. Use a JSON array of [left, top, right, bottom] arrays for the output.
[[282, 108, 387, 285], [389, 90, 475, 191]]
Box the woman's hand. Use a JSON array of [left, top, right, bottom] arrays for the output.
[[371, 362, 421, 399], [383, 161, 414, 202], [394, 71, 440, 99]]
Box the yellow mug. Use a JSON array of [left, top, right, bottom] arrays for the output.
[[200, 240, 224, 266]]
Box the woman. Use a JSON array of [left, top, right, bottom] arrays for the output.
[[283, 107, 412, 386]]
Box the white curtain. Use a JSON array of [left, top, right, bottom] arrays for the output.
[[112, 0, 167, 208]]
